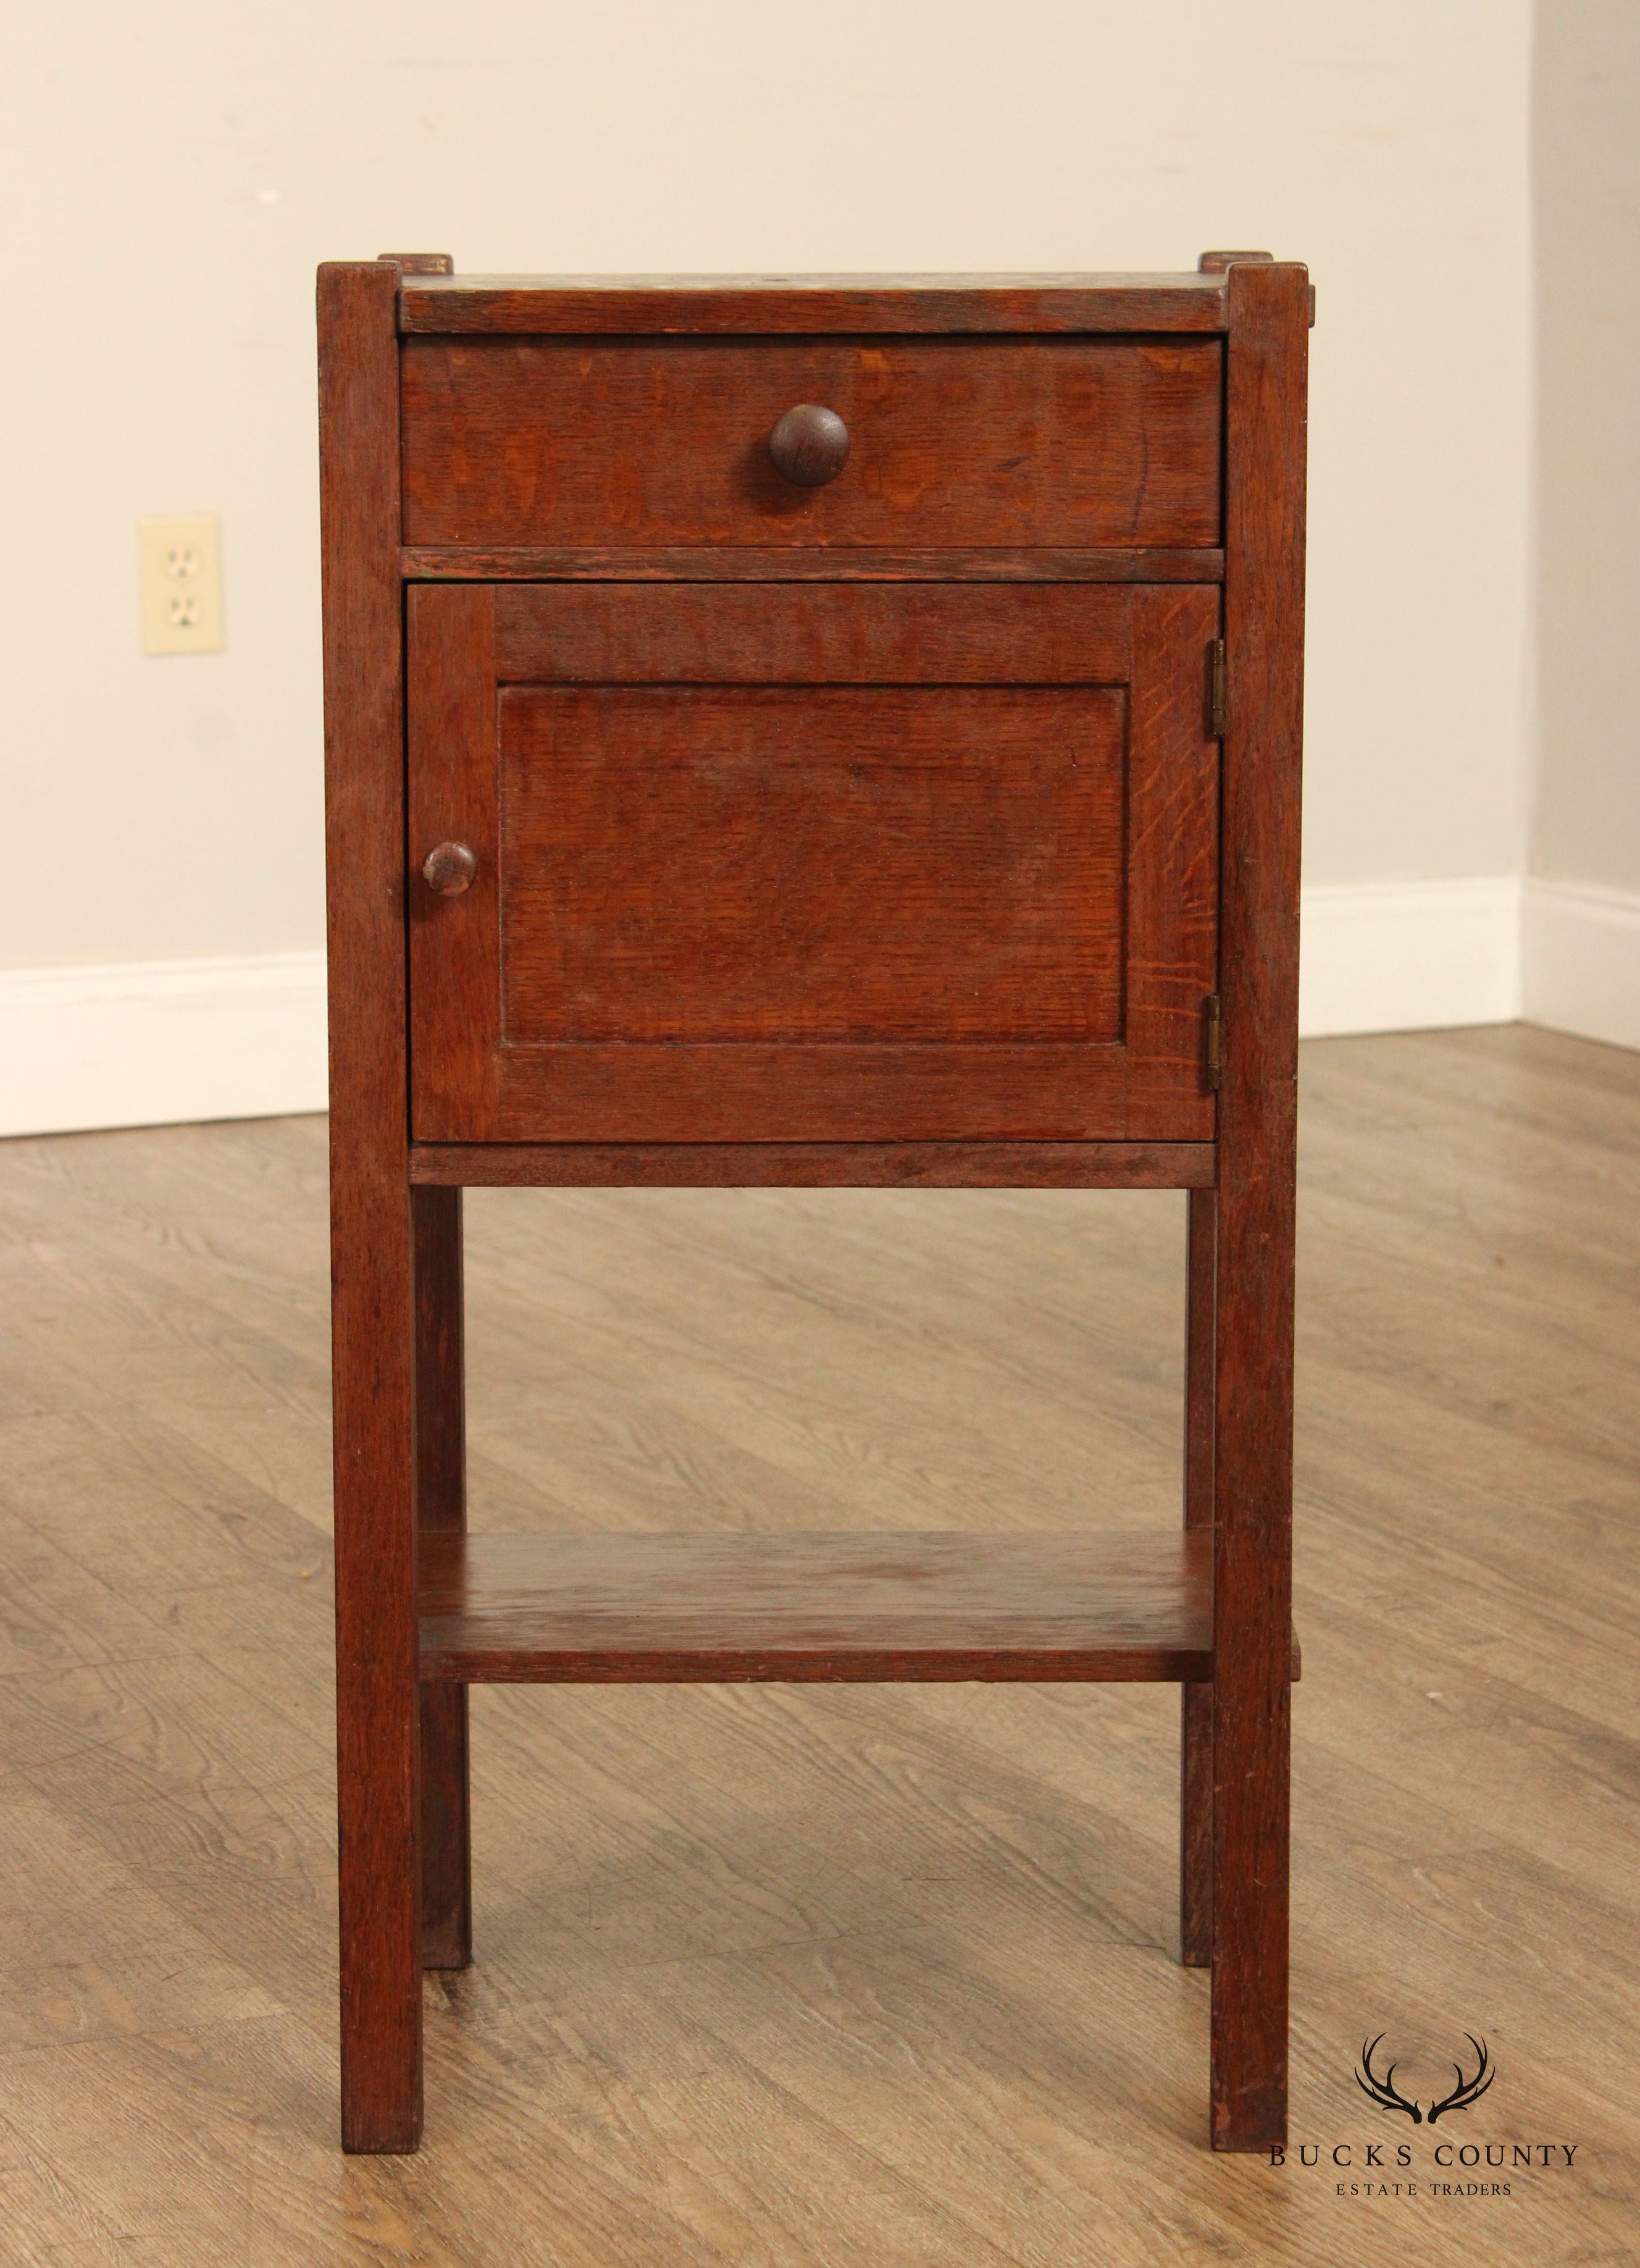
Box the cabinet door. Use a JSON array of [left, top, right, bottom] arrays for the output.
[[407, 583, 1218, 1143]]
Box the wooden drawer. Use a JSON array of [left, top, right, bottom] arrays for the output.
[[407, 581, 1220, 1144], [400, 335, 1221, 551]]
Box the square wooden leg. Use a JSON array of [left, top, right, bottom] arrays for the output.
[[1180, 1188, 1215, 1968], [333, 1171, 423, 2152], [1207, 1178, 1292, 2152], [1203, 248, 1303, 2154], [414, 1186, 471, 1971], [1181, 1685, 1213, 1965], [1210, 1665, 1290, 2150], [419, 1685, 471, 1969]]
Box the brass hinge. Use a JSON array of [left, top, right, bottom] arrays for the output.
[[1203, 993, 1223, 1091], [1209, 639, 1227, 737]]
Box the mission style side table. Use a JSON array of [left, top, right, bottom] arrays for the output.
[[317, 251, 1307, 2156]]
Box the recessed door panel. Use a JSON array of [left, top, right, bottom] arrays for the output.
[[498, 685, 1126, 1048]]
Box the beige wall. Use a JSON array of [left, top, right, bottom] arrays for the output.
[[2, 2, 1534, 984], [1532, 0, 1640, 892]]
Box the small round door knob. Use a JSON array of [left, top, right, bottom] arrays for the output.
[[422, 841, 477, 896], [768, 403, 850, 487]]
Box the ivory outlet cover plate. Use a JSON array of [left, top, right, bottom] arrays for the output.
[[138, 513, 224, 655]]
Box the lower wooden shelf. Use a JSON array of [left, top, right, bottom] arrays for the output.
[[418, 1528, 1213, 1684]]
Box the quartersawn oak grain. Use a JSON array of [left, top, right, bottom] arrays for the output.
[[406, 1141, 1218, 1189], [400, 335, 1222, 551], [497, 684, 1128, 1046], [408, 583, 1219, 1146], [1208, 257, 1308, 2153], [1181, 1185, 1216, 1968], [317, 256, 424, 2154], [413, 1185, 470, 1973], [418, 1531, 1214, 1684], [399, 545, 1228, 582], [396, 269, 1232, 334], [492, 579, 1135, 682]]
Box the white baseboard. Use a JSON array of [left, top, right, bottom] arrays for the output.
[[1521, 877, 1640, 1053], [0, 950, 327, 1140], [1299, 876, 1521, 1038]]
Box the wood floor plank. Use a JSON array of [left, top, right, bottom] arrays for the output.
[[0, 1781, 283, 2053], [0, 1026, 1634, 2261]]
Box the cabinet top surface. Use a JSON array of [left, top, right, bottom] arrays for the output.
[[393, 269, 1248, 335]]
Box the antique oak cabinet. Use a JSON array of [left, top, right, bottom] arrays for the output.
[[317, 253, 1308, 2155]]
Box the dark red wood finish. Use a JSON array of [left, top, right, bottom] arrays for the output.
[[400, 544, 1225, 582], [1181, 1185, 1216, 1969], [318, 258, 422, 2153], [396, 270, 1232, 335], [414, 1186, 470, 1972], [401, 334, 1221, 550], [498, 685, 1127, 1043], [421, 1530, 1215, 1684], [494, 578, 1135, 674], [320, 256, 1305, 2157], [1209, 258, 1307, 2152], [406, 583, 1220, 1144], [407, 1141, 1216, 1189], [506, 680, 1129, 1043]]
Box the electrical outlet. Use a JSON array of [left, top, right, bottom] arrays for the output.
[[138, 513, 224, 655]]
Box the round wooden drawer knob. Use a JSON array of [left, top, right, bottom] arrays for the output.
[[422, 841, 477, 896], [768, 403, 850, 487]]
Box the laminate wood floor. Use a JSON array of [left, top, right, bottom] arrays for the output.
[[0, 1026, 1634, 2266]]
